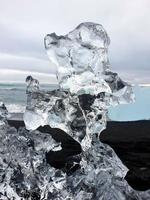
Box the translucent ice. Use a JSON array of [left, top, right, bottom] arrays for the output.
[[44, 22, 110, 91], [23, 74, 149, 199], [23, 22, 150, 199], [1, 22, 149, 199], [0, 101, 8, 126], [25, 22, 134, 150], [0, 105, 65, 199]]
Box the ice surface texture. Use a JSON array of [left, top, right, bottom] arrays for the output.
[[24, 22, 150, 199], [0, 22, 150, 199], [44, 22, 110, 93]]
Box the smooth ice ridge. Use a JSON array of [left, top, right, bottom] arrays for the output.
[[0, 22, 149, 199]]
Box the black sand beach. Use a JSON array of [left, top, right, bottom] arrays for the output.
[[8, 119, 150, 191], [100, 121, 150, 191]]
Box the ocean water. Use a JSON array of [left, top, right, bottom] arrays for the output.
[[0, 83, 58, 113], [0, 83, 149, 121], [108, 86, 150, 121]]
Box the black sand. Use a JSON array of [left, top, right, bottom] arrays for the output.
[[100, 120, 150, 191]]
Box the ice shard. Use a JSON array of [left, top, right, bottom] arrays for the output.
[[25, 22, 134, 150], [0, 22, 150, 199], [23, 22, 150, 199], [0, 104, 64, 199], [0, 101, 8, 126]]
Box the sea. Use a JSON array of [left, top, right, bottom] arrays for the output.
[[0, 83, 58, 113], [0, 83, 150, 121]]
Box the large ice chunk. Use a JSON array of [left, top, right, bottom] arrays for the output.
[[44, 22, 133, 101], [44, 22, 110, 94], [25, 22, 135, 150], [1, 22, 149, 200], [22, 22, 150, 199], [0, 105, 64, 199]]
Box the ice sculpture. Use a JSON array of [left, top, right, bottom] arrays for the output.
[[23, 22, 146, 199], [25, 22, 134, 150], [0, 22, 150, 199]]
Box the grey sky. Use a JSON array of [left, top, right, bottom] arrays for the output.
[[0, 0, 150, 83]]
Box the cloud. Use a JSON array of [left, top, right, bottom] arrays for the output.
[[0, 68, 57, 84], [0, 53, 56, 74], [0, 0, 150, 83]]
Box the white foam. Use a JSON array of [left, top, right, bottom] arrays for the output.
[[6, 104, 25, 113]]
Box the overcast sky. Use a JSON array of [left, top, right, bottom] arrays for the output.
[[0, 0, 150, 83]]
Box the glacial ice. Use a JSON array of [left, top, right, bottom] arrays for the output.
[[0, 101, 8, 126], [0, 104, 64, 199], [0, 22, 150, 199], [25, 22, 134, 150]]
